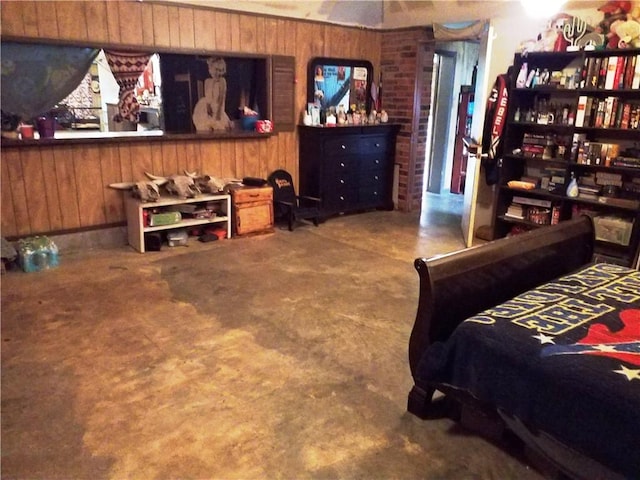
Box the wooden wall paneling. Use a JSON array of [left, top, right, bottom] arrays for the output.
[[52, 147, 81, 231], [167, 6, 181, 48], [99, 145, 125, 224], [34, 1, 58, 39], [199, 141, 222, 177], [218, 140, 236, 178], [21, 149, 51, 233], [152, 4, 171, 48], [140, 3, 155, 47], [0, 1, 25, 36], [214, 11, 231, 51], [40, 147, 64, 231], [229, 13, 241, 52], [21, 1, 38, 37], [242, 139, 260, 176], [150, 143, 165, 176], [54, 1, 86, 42], [6, 151, 31, 235], [118, 144, 134, 184], [276, 19, 287, 54], [85, 1, 109, 44], [255, 17, 266, 54], [106, 0, 121, 45], [130, 143, 155, 180], [118, 1, 144, 47], [282, 19, 296, 56], [173, 141, 193, 174], [263, 137, 279, 178], [178, 7, 195, 49], [1, 152, 19, 237], [264, 18, 278, 53], [161, 142, 179, 177], [193, 8, 216, 51], [182, 141, 199, 174], [73, 146, 106, 227], [239, 14, 257, 53]]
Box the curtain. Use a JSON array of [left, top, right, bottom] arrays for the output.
[[433, 21, 488, 41], [105, 51, 151, 123], [0, 42, 99, 121]]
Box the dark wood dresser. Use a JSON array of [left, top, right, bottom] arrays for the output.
[[298, 124, 401, 218]]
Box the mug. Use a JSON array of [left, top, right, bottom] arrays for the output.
[[20, 124, 34, 139]]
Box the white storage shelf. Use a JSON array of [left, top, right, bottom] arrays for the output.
[[125, 194, 231, 252]]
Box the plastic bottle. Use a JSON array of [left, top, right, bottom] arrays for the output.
[[516, 62, 528, 88]]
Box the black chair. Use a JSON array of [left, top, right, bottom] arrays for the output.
[[267, 169, 321, 231]]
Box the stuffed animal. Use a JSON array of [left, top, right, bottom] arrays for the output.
[[597, 0, 634, 47], [610, 17, 640, 47]]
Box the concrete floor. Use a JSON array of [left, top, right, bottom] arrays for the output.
[[1, 193, 544, 479]]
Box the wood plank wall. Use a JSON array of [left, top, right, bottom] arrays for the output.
[[0, 0, 382, 238]]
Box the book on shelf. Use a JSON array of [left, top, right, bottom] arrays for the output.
[[604, 56, 618, 89], [575, 95, 588, 127], [512, 195, 552, 208], [614, 56, 626, 90], [612, 156, 640, 168], [505, 203, 525, 219], [624, 55, 637, 89], [633, 54, 640, 89]]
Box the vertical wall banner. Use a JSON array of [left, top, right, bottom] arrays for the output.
[[105, 51, 151, 123]]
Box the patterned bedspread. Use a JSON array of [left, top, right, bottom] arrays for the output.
[[416, 263, 640, 477]]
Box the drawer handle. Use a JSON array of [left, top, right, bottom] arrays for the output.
[[340, 162, 345, 167], [340, 196, 344, 201], [340, 179, 345, 184], [341, 144, 346, 149], [375, 160, 380, 164], [374, 175, 379, 180], [375, 143, 380, 147]]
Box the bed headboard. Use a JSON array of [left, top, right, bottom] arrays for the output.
[[408, 216, 595, 379]]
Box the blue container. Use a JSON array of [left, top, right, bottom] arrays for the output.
[[241, 115, 258, 131], [17, 236, 59, 273]]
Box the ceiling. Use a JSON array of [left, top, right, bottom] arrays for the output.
[[155, 0, 604, 29]]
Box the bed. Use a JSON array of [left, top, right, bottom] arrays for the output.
[[407, 216, 640, 480]]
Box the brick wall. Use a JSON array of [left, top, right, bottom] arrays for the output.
[[381, 28, 434, 212]]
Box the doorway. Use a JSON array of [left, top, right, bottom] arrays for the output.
[[423, 41, 480, 204]]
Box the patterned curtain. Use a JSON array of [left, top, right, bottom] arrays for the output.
[[0, 42, 99, 121], [105, 51, 151, 123]]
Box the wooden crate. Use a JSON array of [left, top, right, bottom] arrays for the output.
[[231, 186, 274, 236]]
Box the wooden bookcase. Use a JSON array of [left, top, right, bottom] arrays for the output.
[[494, 49, 640, 267]]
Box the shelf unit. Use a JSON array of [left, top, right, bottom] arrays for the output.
[[495, 49, 640, 267], [125, 194, 231, 252]]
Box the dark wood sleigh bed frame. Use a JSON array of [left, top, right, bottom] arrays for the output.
[[407, 216, 607, 478]]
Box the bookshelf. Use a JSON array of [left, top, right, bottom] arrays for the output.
[[495, 48, 640, 267]]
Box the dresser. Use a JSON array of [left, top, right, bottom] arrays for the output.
[[298, 124, 401, 218]]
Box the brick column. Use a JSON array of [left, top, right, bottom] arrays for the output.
[[380, 28, 434, 212]]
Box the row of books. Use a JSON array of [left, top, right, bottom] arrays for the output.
[[574, 96, 640, 129], [571, 133, 640, 168], [574, 139, 621, 166], [581, 54, 640, 90], [504, 196, 561, 225]]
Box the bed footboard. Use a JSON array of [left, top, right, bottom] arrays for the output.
[[408, 216, 595, 418]]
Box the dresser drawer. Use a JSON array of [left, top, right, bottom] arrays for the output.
[[323, 136, 361, 156], [325, 155, 358, 173], [232, 186, 273, 204], [360, 135, 390, 154], [359, 155, 387, 172]]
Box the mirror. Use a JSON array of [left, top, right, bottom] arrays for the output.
[[307, 57, 373, 113], [0, 40, 274, 141]]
